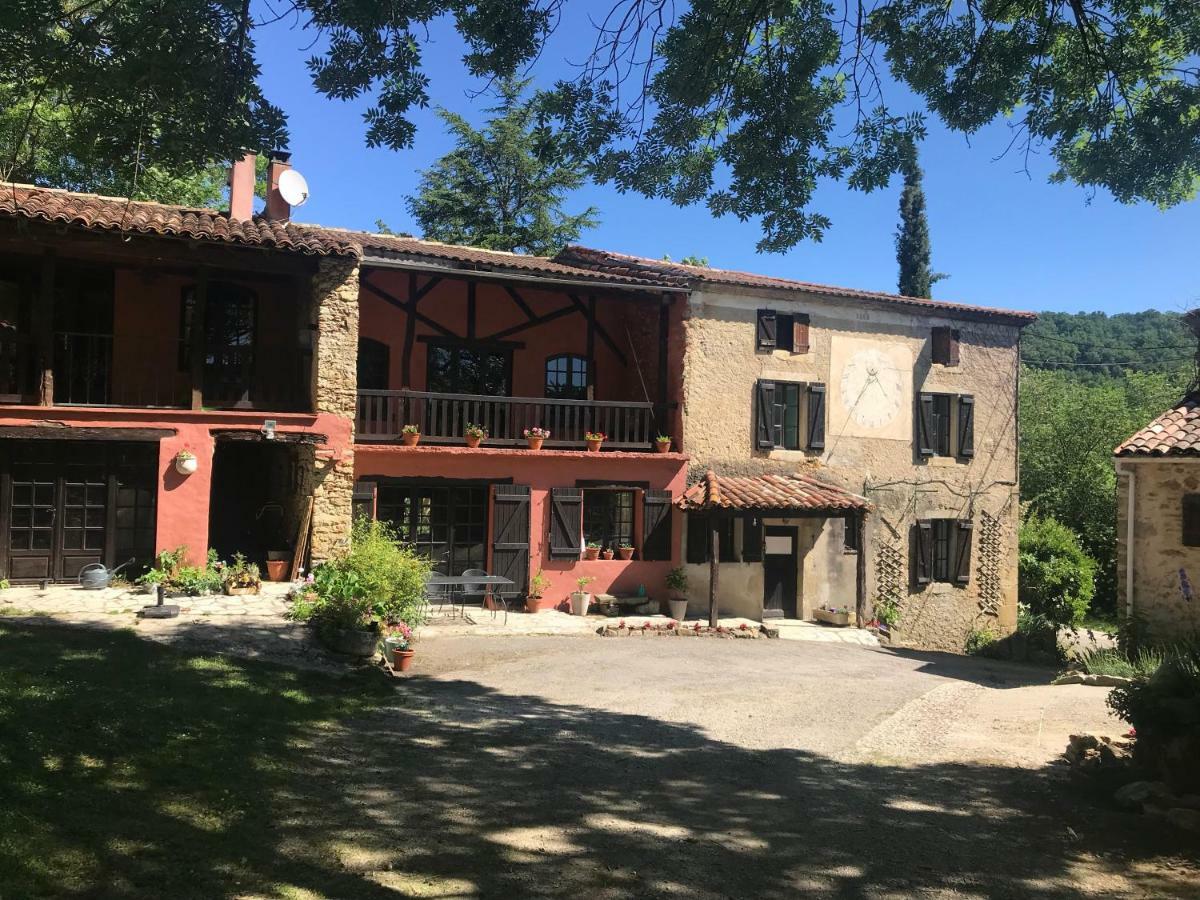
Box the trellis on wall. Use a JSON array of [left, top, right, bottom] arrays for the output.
[[875, 539, 905, 613], [977, 509, 1003, 617]]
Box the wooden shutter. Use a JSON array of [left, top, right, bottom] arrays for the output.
[[756, 309, 777, 350], [741, 513, 763, 562], [1183, 495, 1200, 547], [755, 380, 776, 449], [932, 327, 960, 366], [686, 513, 708, 564], [548, 487, 583, 558], [642, 489, 673, 561], [957, 395, 975, 458], [806, 383, 826, 451], [913, 520, 932, 586], [953, 519, 973, 584], [792, 313, 810, 354], [351, 480, 376, 522], [491, 484, 530, 594], [916, 393, 935, 457]]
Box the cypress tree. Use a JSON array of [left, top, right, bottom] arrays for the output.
[[895, 143, 939, 298]]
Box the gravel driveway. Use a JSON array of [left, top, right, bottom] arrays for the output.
[[298, 636, 1197, 898]]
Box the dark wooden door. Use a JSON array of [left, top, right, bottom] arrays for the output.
[[762, 526, 798, 619], [490, 484, 530, 595]]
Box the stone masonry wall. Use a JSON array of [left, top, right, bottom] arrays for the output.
[[308, 255, 360, 562], [1116, 461, 1200, 641], [680, 287, 1022, 652]]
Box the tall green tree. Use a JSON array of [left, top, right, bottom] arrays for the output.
[[895, 145, 940, 298], [4, 3, 1200, 250], [406, 80, 598, 255]]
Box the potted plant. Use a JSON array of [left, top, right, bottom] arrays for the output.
[[584, 541, 601, 561], [666, 566, 689, 621], [815, 604, 852, 627], [174, 449, 198, 475], [464, 423, 487, 448], [526, 569, 549, 613], [584, 430, 606, 452], [655, 434, 672, 454], [385, 622, 416, 672], [600, 547, 614, 560], [570, 576, 595, 616], [401, 424, 421, 447], [617, 543, 634, 560], [222, 553, 260, 596], [265, 551, 290, 582], [524, 426, 550, 450]]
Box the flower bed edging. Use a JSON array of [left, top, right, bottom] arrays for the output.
[[596, 621, 766, 639]]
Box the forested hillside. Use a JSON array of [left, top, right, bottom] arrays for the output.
[[1018, 309, 1196, 618]]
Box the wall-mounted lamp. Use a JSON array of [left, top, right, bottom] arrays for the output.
[[262, 419, 277, 440]]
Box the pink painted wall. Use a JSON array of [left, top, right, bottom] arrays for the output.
[[0, 405, 352, 565], [355, 444, 688, 610]]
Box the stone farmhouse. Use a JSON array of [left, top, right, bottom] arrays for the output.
[[0, 154, 1034, 649]]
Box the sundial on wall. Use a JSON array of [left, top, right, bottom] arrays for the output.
[[831, 339, 913, 440]]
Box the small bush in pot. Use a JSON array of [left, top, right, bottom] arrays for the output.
[[666, 566, 689, 620], [527, 569, 549, 613], [600, 547, 614, 560], [401, 424, 421, 447], [655, 434, 672, 454], [584, 541, 601, 561], [222, 553, 260, 595], [385, 622, 416, 672], [617, 543, 634, 560], [571, 576, 595, 616], [523, 426, 550, 450], [584, 431, 606, 451], [464, 423, 488, 448]]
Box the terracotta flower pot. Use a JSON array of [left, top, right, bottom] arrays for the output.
[[617, 547, 634, 560], [465, 435, 482, 448], [586, 439, 603, 452], [527, 437, 544, 451], [584, 547, 600, 560], [655, 441, 671, 454], [402, 432, 420, 447], [393, 648, 415, 672], [223, 584, 259, 596], [601, 549, 614, 560], [524, 597, 540, 614], [265, 559, 289, 582]]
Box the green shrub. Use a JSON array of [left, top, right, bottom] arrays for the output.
[[136, 547, 222, 596], [965, 626, 999, 655], [1108, 643, 1200, 742], [1074, 645, 1168, 679], [1019, 514, 1096, 627]]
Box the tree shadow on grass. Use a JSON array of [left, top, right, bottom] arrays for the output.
[[0, 622, 1194, 899]]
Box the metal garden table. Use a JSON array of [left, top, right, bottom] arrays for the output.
[[425, 574, 517, 623]]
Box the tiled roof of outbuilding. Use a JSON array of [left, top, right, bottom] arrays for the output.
[[677, 470, 869, 512], [1115, 394, 1200, 456], [556, 245, 1037, 324]]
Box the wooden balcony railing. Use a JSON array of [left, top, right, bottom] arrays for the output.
[[357, 389, 663, 450]]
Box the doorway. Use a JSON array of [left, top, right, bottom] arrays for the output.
[[762, 526, 798, 619], [208, 440, 302, 565]]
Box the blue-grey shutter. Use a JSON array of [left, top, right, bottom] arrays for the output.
[[957, 395, 975, 458], [756, 380, 776, 449], [756, 309, 776, 350], [491, 485, 530, 593], [641, 490, 672, 561], [549, 488, 582, 558], [806, 383, 826, 451], [953, 519, 973, 584], [916, 393, 935, 457], [913, 520, 932, 586]]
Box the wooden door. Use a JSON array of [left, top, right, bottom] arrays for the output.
[[762, 526, 798, 619]]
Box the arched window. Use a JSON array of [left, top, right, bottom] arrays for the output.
[[545, 354, 589, 400], [357, 338, 390, 390]]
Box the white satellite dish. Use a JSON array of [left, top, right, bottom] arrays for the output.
[[277, 168, 310, 207]]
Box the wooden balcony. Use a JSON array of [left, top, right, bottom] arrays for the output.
[[357, 389, 663, 451]]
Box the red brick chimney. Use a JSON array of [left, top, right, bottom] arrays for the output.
[[265, 150, 293, 222], [228, 151, 256, 223]]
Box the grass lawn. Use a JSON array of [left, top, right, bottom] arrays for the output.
[[0, 622, 394, 899]]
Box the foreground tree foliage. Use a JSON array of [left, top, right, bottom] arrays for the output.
[[406, 80, 599, 255], [3, 2, 1198, 248]]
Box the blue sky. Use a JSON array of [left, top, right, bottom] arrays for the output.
[[253, 8, 1199, 316]]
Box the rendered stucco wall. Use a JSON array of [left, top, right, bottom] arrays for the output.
[[1116, 461, 1200, 641], [680, 288, 1022, 651]]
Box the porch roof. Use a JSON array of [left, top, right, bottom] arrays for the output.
[[1115, 392, 1200, 457], [677, 470, 869, 514]]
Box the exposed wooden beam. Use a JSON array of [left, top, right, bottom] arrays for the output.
[[401, 271, 418, 388], [481, 303, 576, 342], [854, 512, 868, 628], [709, 512, 720, 628], [360, 278, 456, 338], [36, 252, 55, 406], [586, 295, 596, 401], [568, 293, 627, 366], [189, 268, 209, 410], [503, 284, 537, 321], [211, 429, 328, 444], [417, 335, 525, 350], [467, 281, 477, 339], [0, 425, 176, 441], [657, 295, 670, 409]]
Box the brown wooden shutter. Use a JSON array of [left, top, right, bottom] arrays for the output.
[[806, 383, 826, 450], [933, 327, 960, 366], [641, 489, 673, 561], [741, 513, 763, 562], [756, 309, 777, 350], [913, 520, 932, 586], [1183, 495, 1200, 547], [686, 513, 708, 564], [792, 313, 810, 354], [548, 487, 583, 558], [916, 393, 935, 457], [957, 395, 975, 458], [756, 380, 776, 449], [351, 480, 376, 522], [953, 519, 973, 584], [491, 484, 530, 593]]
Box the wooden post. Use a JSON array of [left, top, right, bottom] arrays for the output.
[[401, 272, 418, 388], [466, 280, 477, 339], [854, 511, 868, 627], [657, 295, 669, 411], [189, 269, 209, 410], [586, 295, 596, 401], [36, 252, 56, 405], [709, 512, 720, 627]]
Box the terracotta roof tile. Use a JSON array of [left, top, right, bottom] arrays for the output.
[[555, 245, 1037, 324], [677, 470, 869, 512], [1116, 394, 1200, 456]]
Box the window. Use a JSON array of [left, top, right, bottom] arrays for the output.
[[583, 488, 635, 551], [180, 281, 257, 406], [1183, 495, 1200, 547], [932, 327, 960, 366], [376, 482, 488, 575], [545, 354, 589, 400], [916, 393, 974, 459], [756, 309, 810, 353], [357, 338, 390, 390], [843, 516, 861, 553], [426, 342, 510, 396], [686, 514, 737, 563], [913, 518, 973, 585], [755, 380, 826, 451]]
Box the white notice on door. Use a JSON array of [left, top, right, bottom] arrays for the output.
[[764, 535, 792, 555]]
